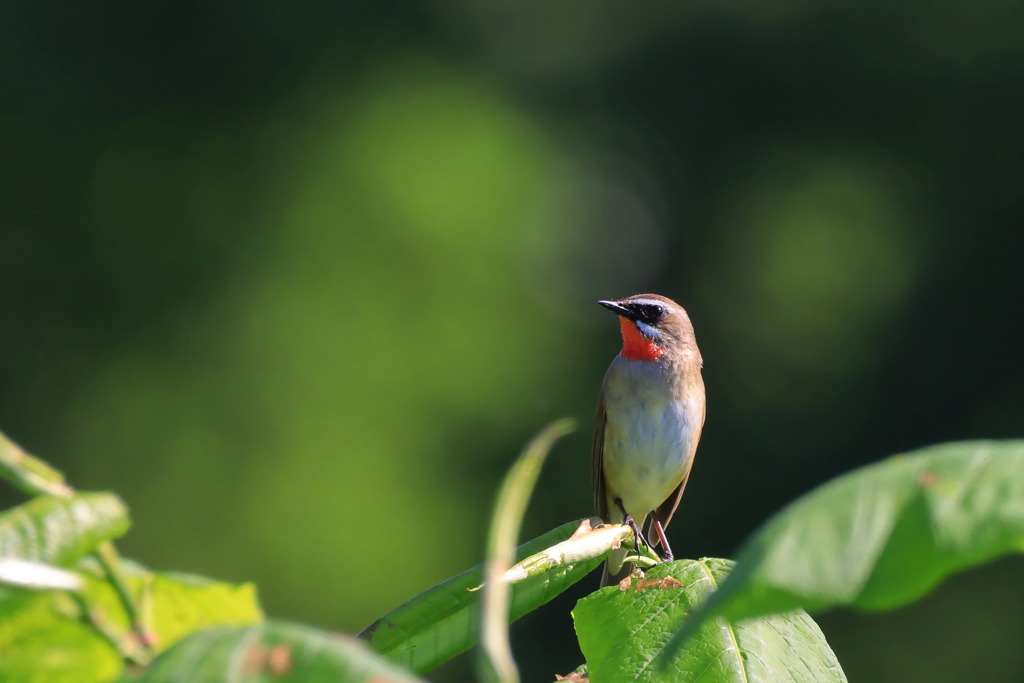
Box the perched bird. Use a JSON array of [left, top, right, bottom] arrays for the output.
[[593, 294, 706, 586]]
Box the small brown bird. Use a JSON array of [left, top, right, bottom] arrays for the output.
[[593, 294, 706, 586]]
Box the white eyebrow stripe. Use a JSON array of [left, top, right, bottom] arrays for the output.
[[629, 298, 664, 308]]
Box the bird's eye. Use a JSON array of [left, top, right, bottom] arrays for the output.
[[639, 304, 664, 323]]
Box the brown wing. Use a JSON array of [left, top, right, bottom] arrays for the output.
[[651, 398, 706, 540], [594, 397, 635, 586], [592, 399, 609, 523]]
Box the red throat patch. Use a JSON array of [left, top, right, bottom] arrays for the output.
[[618, 317, 664, 361]]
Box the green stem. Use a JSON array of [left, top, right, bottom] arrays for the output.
[[624, 553, 662, 568], [68, 591, 152, 666], [0, 430, 73, 499], [94, 542, 153, 652]]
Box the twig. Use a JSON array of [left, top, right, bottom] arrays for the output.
[[94, 543, 153, 651], [0, 430, 73, 498], [68, 591, 152, 666]]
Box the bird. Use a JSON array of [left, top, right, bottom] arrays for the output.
[[593, 293, 706, 586]]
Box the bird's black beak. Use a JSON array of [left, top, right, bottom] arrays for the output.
[[598, 300, 634, 320]]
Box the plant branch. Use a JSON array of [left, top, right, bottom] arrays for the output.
[[68, 591, 152, 666], [0, 430, 73, 498], [94, 542, 153, 652]]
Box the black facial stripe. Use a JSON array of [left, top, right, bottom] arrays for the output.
[[627, 302, 665, 325]]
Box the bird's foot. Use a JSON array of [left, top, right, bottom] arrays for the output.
[[621, 513, 649, 554]]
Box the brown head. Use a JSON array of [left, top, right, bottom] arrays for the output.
[[598, 294, 701, 365]]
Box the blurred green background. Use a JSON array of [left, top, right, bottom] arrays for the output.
[[3, 1, 1024, 681]]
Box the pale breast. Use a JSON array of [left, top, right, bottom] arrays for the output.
[[600, 356, 704, 521]]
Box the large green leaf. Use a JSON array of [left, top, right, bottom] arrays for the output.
[[669, 440, 1024, 658], [0, 592, 122, 683], [76, 561, 264, 655], [0, 560, 262, 683], [360, 519, 604, 674], [141, 571, 263, 653], [574, 558, 846, 682], [0, 493, 130, 567], [130, 621, 424, 682]]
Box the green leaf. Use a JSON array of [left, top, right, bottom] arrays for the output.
[[478, 418, 574, 683], [76, 561, 264, 655], [130, 621, 425, 682], [0, 493, 130, 566], [141, 571, 263, 653], [360, 519, 605, 674], [669, 440, 1024, 658], [0, 562, 263, 683], [0, 592, 122, 683], [0, 493, 129, 681], [574, 558, 846, 683]]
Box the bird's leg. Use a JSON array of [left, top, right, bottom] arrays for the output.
[[615, 499, 648, 556], [650, 511, 674, 562]]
